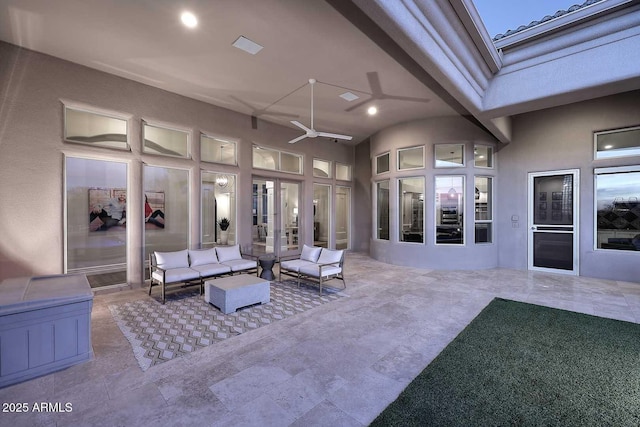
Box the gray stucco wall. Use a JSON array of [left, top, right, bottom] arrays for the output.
[[0, 42, 354, 284], [498, 89, 640, 283], [353, 139, 372, 253]]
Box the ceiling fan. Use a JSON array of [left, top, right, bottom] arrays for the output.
[[289, 79, 353, 144]]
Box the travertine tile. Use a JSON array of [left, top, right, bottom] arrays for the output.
[[1, 253, 639, 426]]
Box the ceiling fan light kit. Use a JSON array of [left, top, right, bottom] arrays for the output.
[[288, 78, 353, 144]]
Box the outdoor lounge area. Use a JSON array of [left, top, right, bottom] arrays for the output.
[[1, 0, 640, 424], [2, 253, 640, 426]]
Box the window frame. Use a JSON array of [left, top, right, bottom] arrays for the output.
[[435, 143, 465, 168], [374, 180, 390, 241], [142, 119, 191, 159], [252, 144, 304, 175], [593, 165, 640, 252], [594, 125, 640, 160], [474, 144, 494, 169], [398, 176, 425, 244], [474, 175, 494, 244], [313, 158, 332, 178], [375, 152, 390, 174], [434, 175, 465, 245], [336, 162, 352, 181], [200, 133, 238, 166], [397, 146, 425, 171], [63, 103, 130, 151]]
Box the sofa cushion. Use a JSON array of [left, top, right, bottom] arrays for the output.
[[281, 259, 316, 272], [216, 245, 242, 263], [300, 245, 322, 262], [155, 250, 189, 269], [317, 248, 343, 265], [152, 267, 199, 283], [191, 263, 231, 277], [220, 259, 257, 272], [189, 248, 218, 267], [299, 264, 342, 278]]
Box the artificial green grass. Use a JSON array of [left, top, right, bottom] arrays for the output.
[[372, 298, 640, 426]]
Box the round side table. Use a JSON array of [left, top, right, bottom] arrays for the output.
[[259, 255, 276, 281]]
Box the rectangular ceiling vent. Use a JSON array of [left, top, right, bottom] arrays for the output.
[[232, 36, 264, 55], [340, 92, 359, 102]]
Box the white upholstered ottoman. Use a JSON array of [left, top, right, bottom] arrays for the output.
[[204, 275, 270, 314]]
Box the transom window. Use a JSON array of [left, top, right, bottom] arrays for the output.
[[376, 152, 390, 174], [474, 145, 493, 168], [435, 144, 465, 168], [336, 163, 352, 181], [201, 134, 237, 165], [313, 159, 332, 178], [64, 104, 129, 151], [143, 121, 190, 158], [398, 146, 425, 171], [253, 145, 303, 174], [595, 126, 640, 159]]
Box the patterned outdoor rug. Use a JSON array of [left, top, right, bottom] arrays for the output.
[[109, 279, 345, 371]]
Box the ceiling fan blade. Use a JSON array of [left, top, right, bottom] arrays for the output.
[[317, 131, 353, 141], [367, 71, 383, 96], [288, 134, 308, 144], [290, 120, 312, 133]]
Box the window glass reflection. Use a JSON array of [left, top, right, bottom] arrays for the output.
[[143, 123, 189, 158], [201, 135, 237, 165], [596, 170, 640, 251], [435, 176, 464, 244], [377, 181, 390, 240], [399, 177, 424, 243]]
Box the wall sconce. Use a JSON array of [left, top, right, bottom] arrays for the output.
[[216, 175, 228, 188], [293, 207, 298, 216]]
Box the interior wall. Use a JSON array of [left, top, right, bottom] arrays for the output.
[[498, 89, 640, 283], [0, 42, 354, 283]]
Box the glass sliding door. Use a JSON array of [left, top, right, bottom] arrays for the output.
[[202, 172, 236, 247], [144, 165, 189, 260], [65, 156, 127, 288], [252, 178, 300, 256], [314, 184, 331, 248], [336, 186, 351, 250]]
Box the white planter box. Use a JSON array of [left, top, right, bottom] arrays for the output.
[[0, 274, 93, 388]]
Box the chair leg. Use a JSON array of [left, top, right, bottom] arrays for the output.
[[319, 276, 323, 295], [161, 282, 166, 304], [148, 280, 153, 296]]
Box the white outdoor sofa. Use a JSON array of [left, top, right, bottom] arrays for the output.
[[279, 245, 346, 294], [149, 245, 258, 303]]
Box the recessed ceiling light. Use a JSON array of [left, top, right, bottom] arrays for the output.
[[181, 11, 198, 28], [232, 36, 264, 55], [367, 106, 378, 115], [340, 92, 359, 102]]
